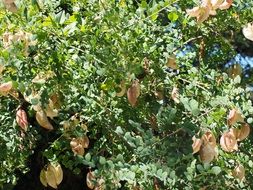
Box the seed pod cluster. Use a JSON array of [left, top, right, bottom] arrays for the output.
[[40, 163, 63, 189], [86, 171, 104, 190], [70, 136, 89, 156]]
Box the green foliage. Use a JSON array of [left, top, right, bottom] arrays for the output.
[[0, 0, 253, 189]]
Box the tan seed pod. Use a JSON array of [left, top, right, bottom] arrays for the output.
[[0, 81, 12, 95], [199, 132, 218, 163], [232, 164, 245, 181], [5, 2, 18, 13], [199, 143, 218, 163], [220, 129, 238, 152], [127, 80, 140, 107], [3, 0, 15, 3], [86, 171, 96, 189], [36, 110, 54, 130], [16, 108, 28, 131], [45, 99, 58, 119], [48, 163, 63, 185], [171, 87, 180, 104], [237, 123, 250, 141], [219, 0, 233, 10], [45, 166, 57, 189], [192, 136, 202, 154], [70, 138, 85, 156], [81, 136, 89, 149], [227, 109, 244, 126], [39, 169, 47, 187]]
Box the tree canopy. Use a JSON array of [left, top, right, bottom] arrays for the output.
[[0, 0, 253, 189]]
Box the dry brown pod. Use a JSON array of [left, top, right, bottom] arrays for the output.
[[199, 132, 218, 163], [227, 109, 244, 126], [0, 81, 12, 95], [40, 169, 47, 187], [171, 87, 180, 104], [127, 80, 140, 107], [45, 166, 57, 189], [220, 129, 238, 152], [36, 110, 54, 130], [48, 163, 63, 186], [86, 171, 96, 189], [237, 123, 250, 141], [45, 99, 58, 119], [16, 108, 28, 131], [81, 136, 90, 149], [232, 164, 245, 181], [70, 138, 85, 156], [199, 142, 218, 164], [192, 136, 202, 154]]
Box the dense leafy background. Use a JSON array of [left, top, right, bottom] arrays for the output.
[[0, 0, 253, 189]]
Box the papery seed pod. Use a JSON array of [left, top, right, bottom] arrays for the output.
[[0, 81, 12, 95], [48, 163, 63, 186], [16, 108, 28, 131], [45, 166, 57, 189], [5, 2, 18, 13], [219, 0, 233, 10], [116, 80, 126, 97], [81, 136, 89, 149], [202, 132, 216, 148], [192, 136, 202, 154], [232, 164, 245, 181], [227, 109, 244, 126], [127, 80, 140, 107], [237, 123, 250, 141], [171, 87, 180, 104], [243, 23, 253, 41], [197, 7, 210, 24], [187, 7, 201, 17], [199, 143, 218, 163], [199, 132, 218, 163], [70, 138, 85, 156], [211, 0, 224, 9], [40, 169, 47, 187], [86, 171, 96, 189], [220, 129, 238, 152], [36, 110, 54, 130], [45, 99, 58, 119]]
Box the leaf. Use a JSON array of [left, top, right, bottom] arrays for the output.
[[189, 99, 200, 116], [168, 12, 179, 22], [211, 166, 221, 175]]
